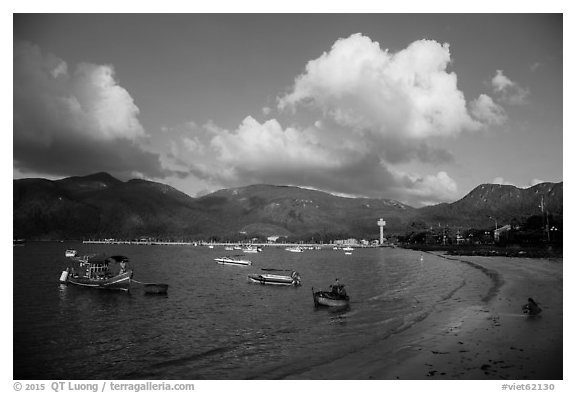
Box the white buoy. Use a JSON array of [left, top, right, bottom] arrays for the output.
[[59, 269, 69, 283]]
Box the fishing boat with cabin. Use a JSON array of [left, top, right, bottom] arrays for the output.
[[59, 254, 133, 291], [59, 254, 168, 294]]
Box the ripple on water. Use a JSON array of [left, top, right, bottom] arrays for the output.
[[14, 244, 493, 379]]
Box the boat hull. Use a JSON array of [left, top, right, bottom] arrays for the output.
[[65, 271, 133, 291], [248, 274, 299, 286], [215, 257, 252, 266], [313, 291, 350, 307]]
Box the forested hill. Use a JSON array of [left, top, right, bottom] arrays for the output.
[[13, 173, 562, 240]]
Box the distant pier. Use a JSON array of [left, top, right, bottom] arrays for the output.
[[81, 240, 386, 248]]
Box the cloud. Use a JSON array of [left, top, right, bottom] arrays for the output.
[[170, 116, 458, 206], [469, 94, 507, 125], [13, 40, 168, 178], [394, 171, 459, 206], [278, 33, 483, 139], [491, 177, 516, 186], [167, 34, 512, 205], [491, 70, 515, 93], [491, 70, 529, 105], [209, 116, 336, 174], [491, 178, 550, 189]]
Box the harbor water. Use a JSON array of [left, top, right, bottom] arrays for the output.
[[13, 243, 494, 379]]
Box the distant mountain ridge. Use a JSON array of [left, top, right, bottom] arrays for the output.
[[417, 182, 563, 228], [13, 173, 563, 240]]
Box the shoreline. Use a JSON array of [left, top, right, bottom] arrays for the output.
[[285, 253, 563, 380]]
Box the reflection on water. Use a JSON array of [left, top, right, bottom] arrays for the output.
[[14, 243, 493, 379]]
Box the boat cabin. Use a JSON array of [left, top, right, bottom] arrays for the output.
[[73, 255, 129, 280]]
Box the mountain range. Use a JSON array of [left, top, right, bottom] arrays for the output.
[[13, 172, 563, 241]]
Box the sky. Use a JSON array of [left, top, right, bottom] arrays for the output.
[[12, 13, 563, 207]]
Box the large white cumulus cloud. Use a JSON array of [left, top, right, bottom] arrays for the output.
[[14, 41, 167, 178], [172, 34, 508, 205], [167, 34, 517, 205], [172, 115, 460, 206], [210, 116, 333, 171], [279, 33, 482, 138]]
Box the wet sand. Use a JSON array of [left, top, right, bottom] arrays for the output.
[[286, 254, 563, 380]]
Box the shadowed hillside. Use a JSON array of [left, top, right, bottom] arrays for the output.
[[13, 173, 562, 241], [416, 182, 563, 228]]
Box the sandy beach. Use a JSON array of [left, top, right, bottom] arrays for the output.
[[287, 253, 563, 380]]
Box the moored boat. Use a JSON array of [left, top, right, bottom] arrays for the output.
[[59, 254, 133, 291], [65, 249, 78, 257], [248, 270, 301, 286], [143, 283, 169, 294], [285, 246, 303, 253], [214, 255, 252, 266], [243, 246, 259, 253]]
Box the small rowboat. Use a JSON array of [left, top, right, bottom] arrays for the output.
[[248, 271, 301, 286], [142, 283, 169, 295], [312, 286, 350, 307]]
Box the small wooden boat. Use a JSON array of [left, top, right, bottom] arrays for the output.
[[248, 271, 301, 286], [143, 283, 169, 295], [214, 255, 252, 266], [312, 285, 350, 307], [522, 298, 542, 316], [59, 254, 133, 291]]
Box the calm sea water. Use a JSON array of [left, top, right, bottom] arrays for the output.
[[13, 243, 493, 379]]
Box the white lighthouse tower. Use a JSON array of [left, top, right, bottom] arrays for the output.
[[377, 218, 386, 245]]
